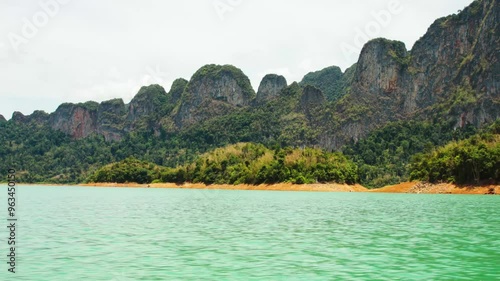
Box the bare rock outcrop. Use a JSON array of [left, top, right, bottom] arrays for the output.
[[173, 64, 255, 128], [255, 74, 287, 104]]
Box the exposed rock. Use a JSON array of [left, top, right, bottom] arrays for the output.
[[174, 64, 255, 128], [127, 85, 168, 124], [353, 39, 408, 100], [50, 102, 98, 139], [97, 99, 127, 141], [405, 0, 499, 126], [47, 85, 172, 140], [154, 79, 190, 133], [255, 74, 287, 104], [300, 85, 325, 109], [338, 38, 410, 137], [317, 0, 499, 149], [188, 64, 255, 107], [10, 0, 498, 149], [169, 78, 188, 105]]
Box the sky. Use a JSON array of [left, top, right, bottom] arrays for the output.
[[0, 0, 474, 119]]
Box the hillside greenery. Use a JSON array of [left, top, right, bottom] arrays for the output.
[[84, 143, 358, 185], [0, 104, 493, 187], [0, 68, 497, 187], [342, 120, 478, 188], [160, 143, 358, 185], [409, 127, 500, 184], [87, 157, 166, 184], [300, 65, 356, 102], [189, 64, 256, 100]]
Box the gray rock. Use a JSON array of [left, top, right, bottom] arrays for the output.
[[256, 74, 287, 104]]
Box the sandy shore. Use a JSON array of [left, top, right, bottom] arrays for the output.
[[77, 182, 499, 194], [79, 182, 369, 192], [371, 182, 500, 195]]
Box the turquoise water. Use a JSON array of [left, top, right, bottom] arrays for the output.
[[1, 186, 499, 280]]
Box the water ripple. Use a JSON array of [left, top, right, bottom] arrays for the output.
[[1, 186, 499, 280]]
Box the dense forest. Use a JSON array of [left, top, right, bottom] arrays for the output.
[[160, 143, 358, 185], [88, 143, 359, 185], [87, 158, 166, 184], [1, 115, 498, 187], [0, 82, 487, 187], [342, 120, 479, 187], [410, 125, 500, 184], [0, 0, 498, 188]]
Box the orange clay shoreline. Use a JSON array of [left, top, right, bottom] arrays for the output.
[[72, 182, 500, 195], [78, 182, 369, 192]]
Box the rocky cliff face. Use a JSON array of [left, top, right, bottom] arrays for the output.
[[126, 84, 168, 131], [173, 64, 256, 128], [48, 101, 125, 141], [169, 78, 188, 105], [432, 0, 499, 127], [316, 0, 499, 149], [46, 85, 171, 140], [5, 0, 497, 149], [255, 74, 287, 104], [414, 0, 498, 123], [97, 99, 127, 141], [401, 0, 498, 124], [300, 85, 325, 109], [49, 102, 99, 139]]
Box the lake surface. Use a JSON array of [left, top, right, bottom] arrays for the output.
[[1, 186, 499, 280]]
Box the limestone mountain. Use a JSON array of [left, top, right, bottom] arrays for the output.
[[97, 99, 127, 141], [314, 0, 499, 149], [255, 74, 288, 104], [172, 64, 256, 129], [126, 84, 170, 132], [1, 0, 498, 185], [168, 78, 188, 105], [300, 66, 346, 102], [49, 102, 99, 139], [299, 85, 325, 115], [27, 85, 170, 141], [6, 0, 498, 149]]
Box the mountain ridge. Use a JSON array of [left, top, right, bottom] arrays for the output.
[[1, 0, 498, 187], [8, 0, 497, 150], [0, 0, 498, 187]]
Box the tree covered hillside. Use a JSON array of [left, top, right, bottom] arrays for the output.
[[410, 126, 500, 184], [87, 143, 359, 185]]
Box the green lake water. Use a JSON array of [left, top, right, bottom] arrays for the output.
[[1, 185, 499, 280]]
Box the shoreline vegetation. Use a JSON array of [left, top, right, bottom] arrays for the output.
[[82, 131, 499, 194], [75, 181, 499, 195], [3, 124, 497, 193]]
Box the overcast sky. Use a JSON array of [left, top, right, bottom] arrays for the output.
[[0, 0, 473, 119]]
